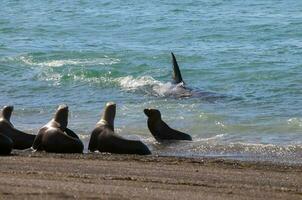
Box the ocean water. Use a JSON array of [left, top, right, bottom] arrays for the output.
[[1, 0, 302, 163]]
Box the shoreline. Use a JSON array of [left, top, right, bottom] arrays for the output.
[[0, 151, 301, 199]]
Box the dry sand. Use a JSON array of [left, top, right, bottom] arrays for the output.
[[0, 151, 301, 200]]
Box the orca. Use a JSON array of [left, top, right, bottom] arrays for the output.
[[169, 52, 225, 99]]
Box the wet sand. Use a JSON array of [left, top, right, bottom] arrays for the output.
[[0, 151, 301, 199]]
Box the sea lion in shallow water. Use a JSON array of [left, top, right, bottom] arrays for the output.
[[32, 105, 83, 153], [144, 108, 192, 141], [0, 133, 13, 155], [0, 106, 35, 149], [88, 102, 151, 155]]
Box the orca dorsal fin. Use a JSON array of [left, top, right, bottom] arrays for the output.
[[171, 52, 184, 84]]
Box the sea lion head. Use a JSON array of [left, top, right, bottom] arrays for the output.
[[1, 105, 14, 121], [98, 102, 116, 129], [54, 105, 69, 130], [144, 108, 161, 119]]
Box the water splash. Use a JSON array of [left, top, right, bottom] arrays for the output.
[[287, 118, 302, 127], [117, 75, 191, 97]]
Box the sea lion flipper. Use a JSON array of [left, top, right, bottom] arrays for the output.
[[171, 52, 184, 84], [0, 133, 13, 155], [12, 129, 36, 149], [65, 128, 79, 139], [109, 134, 151, 155], [32, 133, 43, 151], [173, 129, 192, 140], [88, 129, 99, 152]]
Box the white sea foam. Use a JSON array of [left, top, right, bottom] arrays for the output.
[[20, 56, 120, 67], [117, 75, 161, 90], [117, 75, 190, 97], [17, 55, 120, 85], [287, 118, 302, 127], [42, 72, 62, 85], [156, 139, 302, 164], [194, 134, 226, 142]]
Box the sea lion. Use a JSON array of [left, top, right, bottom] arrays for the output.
[[88, 102, 151, 155], [0, 133, 13, 155], [32, 105, 83, 153], [144, 108, 192, 141], [0, 105, 36, 149]]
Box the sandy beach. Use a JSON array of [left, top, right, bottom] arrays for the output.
[[0, 151, 301, 199]]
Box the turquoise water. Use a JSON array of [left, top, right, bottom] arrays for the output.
[[1, 0, 302, 163]]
